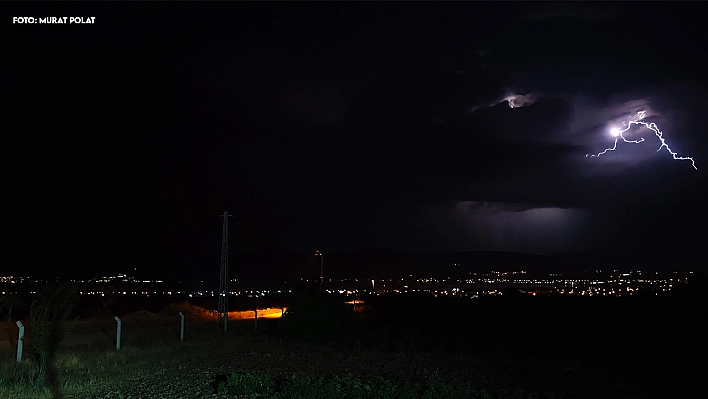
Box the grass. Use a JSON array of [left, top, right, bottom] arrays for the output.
[[0, 298, 257, 398], [0, 299, 582, 398], [1, 328, 560, 399], [0, 314, 242, 399], [4, 294, 702, 398], [0, 342, 179, 398], [216, 370, 544, 399], [217, 371, 276, 396]]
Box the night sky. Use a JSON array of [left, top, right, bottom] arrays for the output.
[[3, 2, 707, 278]]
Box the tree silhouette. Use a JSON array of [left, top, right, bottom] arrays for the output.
[[30, 283, 78, 387]]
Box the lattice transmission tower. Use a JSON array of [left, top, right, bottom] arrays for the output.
[[218, 211, 232, 332]]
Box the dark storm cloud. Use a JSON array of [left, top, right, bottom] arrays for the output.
[[523, 3, 619, 21], [250, 34, 696, 224], [452, 84, 706, 212], [280, 82, 351, 126], [377, 0, 708, 257], [457, 201, 554, 214], [4, 1, 708, 276]]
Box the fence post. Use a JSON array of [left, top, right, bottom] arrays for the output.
[[114, 316, 122, 350], [16, 321, 24, 363], [254, 308, 258, 332], [179, 312, 185, 341]]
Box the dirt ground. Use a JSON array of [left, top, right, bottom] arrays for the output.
[[78, 335, 504, 399], [0, 311, 679, 399], [3, 317, 506, 398]]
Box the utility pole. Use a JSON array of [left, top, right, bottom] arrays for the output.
[[218, 211, 232, 332]]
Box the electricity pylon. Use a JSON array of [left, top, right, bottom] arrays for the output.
[[218, 211, 232, 332]]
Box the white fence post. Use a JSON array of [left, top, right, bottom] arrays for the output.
[[16, 321, 24, 363], [179, 312, 185, 341], [114, 316, 122, 349]]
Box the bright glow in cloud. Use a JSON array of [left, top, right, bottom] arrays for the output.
[[468, 92, 538, 113], [503, 93, 536, 109], [427, 201, 590, 253]]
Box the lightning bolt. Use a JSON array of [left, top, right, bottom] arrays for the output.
[[586, 112, 697, 170], [587, 127, 644, 157]]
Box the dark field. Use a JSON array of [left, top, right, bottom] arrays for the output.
[[355, 292, 708, 398], [1, 289, 707, 398]]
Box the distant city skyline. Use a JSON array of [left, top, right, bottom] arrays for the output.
[[0, 267, 696, 299]]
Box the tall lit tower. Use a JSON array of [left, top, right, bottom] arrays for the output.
[[218, 211, 232, 332], [315, 250, 324, 286]]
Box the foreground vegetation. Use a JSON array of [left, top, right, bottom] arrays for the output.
[[216, 371, 557, 399], [1, 284, 707, 398], [0, 294, 566, 399], [0, 298, 246, 398], [1, 342, 177, 398]]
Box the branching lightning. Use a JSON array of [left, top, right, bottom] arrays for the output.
[[586, 111, 697, 170]]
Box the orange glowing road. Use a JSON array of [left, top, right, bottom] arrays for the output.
[[223, 300, 363, 320], [227, 307, 287, 320]]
